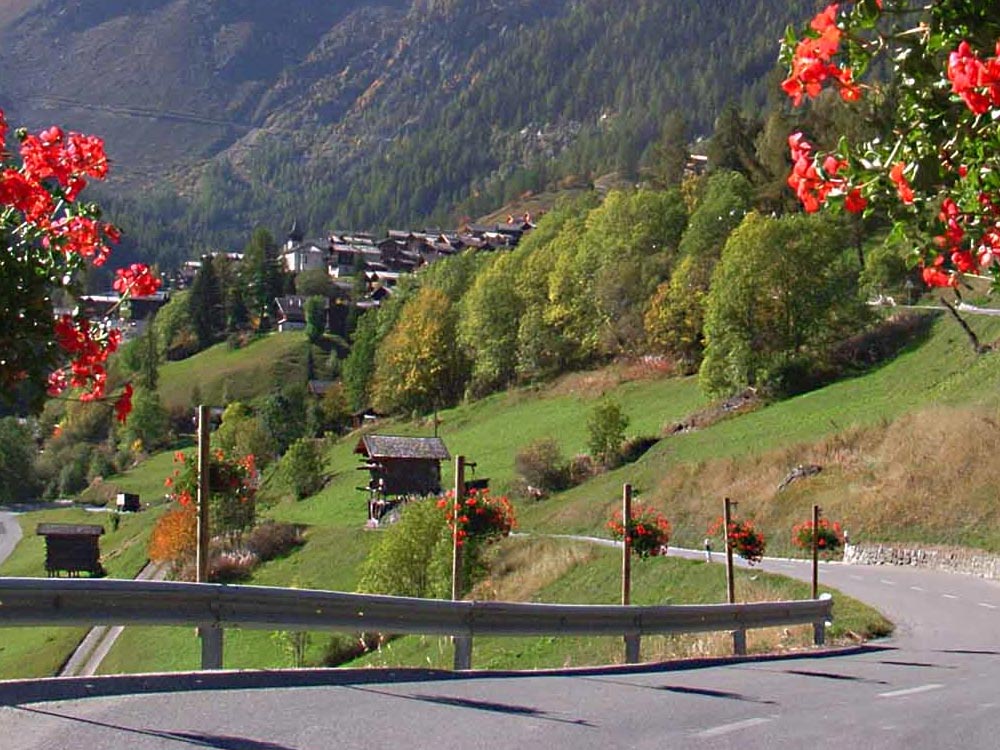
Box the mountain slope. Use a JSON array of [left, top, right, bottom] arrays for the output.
[[0, 0, 812, 259]]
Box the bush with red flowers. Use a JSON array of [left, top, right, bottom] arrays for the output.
[[438, 488, 516, 547], [0, 109, 159, 418], [607, 503, 671, 558], [708, 516, 767, 566], [792, 518, 845, 556], [163, 449, 258, 537]]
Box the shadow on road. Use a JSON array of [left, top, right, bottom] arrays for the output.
[[15, 706, 296, 750], [0, 644, 892, 707], [347, 687, 595, 728]]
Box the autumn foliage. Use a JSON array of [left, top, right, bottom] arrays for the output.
[[148, 504, 197, 566]]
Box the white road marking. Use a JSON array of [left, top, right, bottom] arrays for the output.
[[910, 586, 925, 592], [849, 575, 865, 581], [880, 579, 896, 586], [879, 684, 944, 699], [695, 717, 774, 738], [978, 603, 997, 610], [942, 594, 959, 600]]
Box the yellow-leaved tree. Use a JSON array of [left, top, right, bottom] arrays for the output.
[[372, 287, 467, 414]]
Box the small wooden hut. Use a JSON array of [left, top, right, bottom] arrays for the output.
[[36, 523, 105, 577], [355, 435, 450, 522]]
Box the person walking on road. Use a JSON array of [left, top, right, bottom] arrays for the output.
[[704, 537, 712, 562]]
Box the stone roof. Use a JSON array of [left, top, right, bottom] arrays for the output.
[[37, 523, 105, 537], [355, 435, 450, 461]]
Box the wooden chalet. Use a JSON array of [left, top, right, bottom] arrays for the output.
[[355, 435, 450, 523], [36, 523, 105, 577]]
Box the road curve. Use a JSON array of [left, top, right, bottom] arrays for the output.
[[0, 511, 23, 569], [2, 554, 1000, 749]]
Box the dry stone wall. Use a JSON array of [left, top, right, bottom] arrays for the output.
[[844, 542, 1000, 581]]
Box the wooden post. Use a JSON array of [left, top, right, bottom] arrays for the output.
[[724, 497, 736, 604], [195, 405, 219, 668], [621, 483, 632, 606], [812, 504, 821, 599], [620, 483, 640, 663], [196, 405, 210, 584], [452, 456, 471, 670], [452, 455, 466, 601]]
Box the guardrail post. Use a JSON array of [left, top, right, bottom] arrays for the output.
[[199, 624, 223, 670], [732, 628, 747, 656], [813, 621, 825, 646], [814, 592, 832, 646], [624, 634, 641, 664], [453, 635, 473, 670]]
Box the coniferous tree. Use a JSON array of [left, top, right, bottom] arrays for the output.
[[188, 254, 223, 350]]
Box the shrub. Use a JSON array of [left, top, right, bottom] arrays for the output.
[[587, 398, 629, 468], [357, 499, 452, 598], [514, 437, 570, 493], [246, 522, 304, 562], [275, 438, 325, 500], [210, 551, 257, 583], [607, 503, 671, 558], [567, 454, 596, 485], [149, 504, 197, 568]]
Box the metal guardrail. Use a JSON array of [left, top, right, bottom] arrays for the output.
[[0, 578, 833, 670]]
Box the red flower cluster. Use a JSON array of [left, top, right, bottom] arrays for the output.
[[19, 125, 109, 200], [707, 517, 767, 566], [786, 132, 858, 214], [607, 503, 671, 558], [781, 4, 860, 106], [947, 40, 1000, 115], [165, 449, 258, 508], [113, 262, 162, 297], [438, 489, 516, 547], [48, 314, 121, 400], [45, 215, 119, 266], [792, 518, 845, 553], [0, 108, 161, 423], [888, 162, 915, 205]]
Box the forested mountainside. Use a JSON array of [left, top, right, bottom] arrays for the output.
[[0, 0, 813, 268]]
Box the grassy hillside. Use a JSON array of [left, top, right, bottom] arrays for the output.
[[157, 332, 312, 412], [9, 310, 1000, 678]]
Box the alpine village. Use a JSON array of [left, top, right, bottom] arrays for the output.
[[2, 3, 1000, 747]]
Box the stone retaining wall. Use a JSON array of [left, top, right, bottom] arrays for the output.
[[844, 542, 1000, 581]]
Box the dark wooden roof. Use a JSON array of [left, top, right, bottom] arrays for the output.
[[37, 523, 105, 537], [355, 435, 450, 461]]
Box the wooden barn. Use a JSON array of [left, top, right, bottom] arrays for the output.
[[36, 523, 105, 577], [355, 435, 450, 522]]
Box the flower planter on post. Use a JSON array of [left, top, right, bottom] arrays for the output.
[[792, 511, 845, 600], [607, 491, 671, 665]]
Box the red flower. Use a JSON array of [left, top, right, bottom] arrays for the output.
[[114, 383, 134, 423], [113, 263, 161, 297], [844, 188, 867, 214], [889, 162, 915, 204]]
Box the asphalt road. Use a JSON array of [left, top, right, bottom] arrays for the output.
[[0, 510, 23, 569], [3, 555, 1000, 749]]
